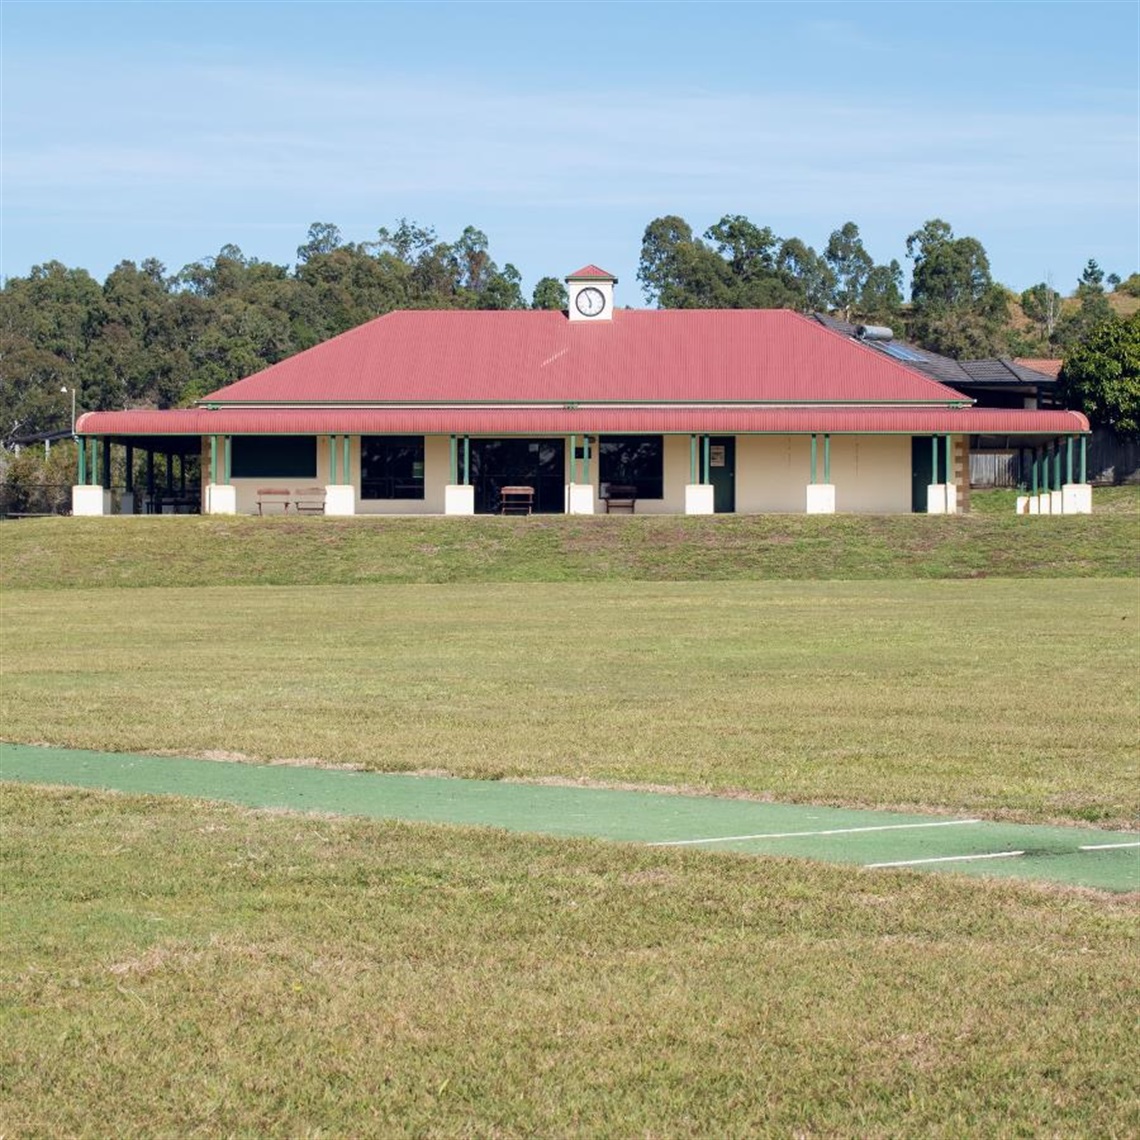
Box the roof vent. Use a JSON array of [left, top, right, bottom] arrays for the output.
[[856, 325, 893, 341]]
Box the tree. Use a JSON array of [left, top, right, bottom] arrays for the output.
[[905, 219, 1008, 355], [1056, 258, 1114, 347], [531, 276, 567, 311], [296, 222, 343, 264], [1057, 313, 1140, 437], [824, 222, 873, 320], [858, 260, 904, 324], [1021, 280, 1063, 343], [776, 238, 836, 313]]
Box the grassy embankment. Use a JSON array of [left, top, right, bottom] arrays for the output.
[[1, 485, 1138, 589]]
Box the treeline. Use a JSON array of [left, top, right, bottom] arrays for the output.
[[0, 221, 567, 444], [1, 214, 1135, 445], [636, 215, 1132, 360]]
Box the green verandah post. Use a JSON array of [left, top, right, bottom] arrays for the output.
[[1053, 439, 1062, 490], [1080, 435, 1087, 484], [328, 435, 336, 483], [823, 434, 831, 483], [702, 435, 711, 483], [76, 437, 86, 485], [1066, 436, 1074, 485], [931, 435, 939, 483], [449, 436, 458, 485], [810, 434, 818, 484], [689, 435, 697, 483], [342, 435, 350, 485], [210, 435, 218, 485]]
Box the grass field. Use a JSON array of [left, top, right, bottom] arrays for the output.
[[3, 784, 1137, 1138], [2, 580, 1137, 826], [2, 500, 1138, 1135]]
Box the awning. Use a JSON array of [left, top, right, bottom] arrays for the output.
[[76, 405, 1090, 439]]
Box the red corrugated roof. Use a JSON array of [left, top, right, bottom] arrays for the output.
[[565, 264, 616, 279], [77, 406, 1089, 438], [200, 309, 971, 406]]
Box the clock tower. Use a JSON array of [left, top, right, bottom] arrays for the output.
[[565, 265, 617, 321]]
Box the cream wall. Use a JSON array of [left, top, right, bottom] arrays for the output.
[[830, 435, 912, 514], [732, 434, 911, 514], [735, 436, 813, 513]]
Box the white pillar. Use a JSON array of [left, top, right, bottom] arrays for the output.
[[565, 484, 595, 515], [1049, 490, 1064, 515], [684, 484, 714, 515], [805, 484, 836, 514], [1015, 495, 1030, 515], [72, 486, 109, 516], [1062, 484, 1092, 514], [324, 485, 355, 516], [205, 484, 237, 515], [444, 485, 475, 516]]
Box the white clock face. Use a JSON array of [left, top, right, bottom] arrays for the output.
[[575, 286, 606, 317]]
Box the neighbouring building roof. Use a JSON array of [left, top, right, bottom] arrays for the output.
[[1014, 358, 1063, 379], [812, 314, 1060, 397], [200, 309, 971, 407]]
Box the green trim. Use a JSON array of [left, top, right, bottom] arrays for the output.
[[224, 436, 232, 484], [583, 435, 590, 485], [449, 435, 458, 485], [462, 436, 470, 486], [823, 434, 831, 483], [810, 434, 818, 485], [689, 435, 697, 483], [210, 435, 218, 485], [1054, 440, 1062, 490], [569, 433, 577, 484], [342, 435, 350, 485], [77, 437, 86, 485], [931, 436, 939, 484], [328, 435, 336, 483], [702, 435, 711, 484], [1080, 436, 1087, 484], [91, 438, 99, 486], [1066, 436, 1074, 485]]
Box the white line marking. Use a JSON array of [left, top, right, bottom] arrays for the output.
[[1079, 842, 1140, 851], [649, 819, 980, 847], [868, 851, 1024, 868]]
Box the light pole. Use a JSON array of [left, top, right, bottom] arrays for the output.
[[61, 386, 76, 436]]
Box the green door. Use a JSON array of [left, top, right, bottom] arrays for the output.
[[911, 437, 934, 513], [709, 436, 735, 513]]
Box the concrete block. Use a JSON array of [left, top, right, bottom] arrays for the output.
[[72, 485, 109, 516], [324, 484, 355, 516], [1028, 496, 1040, 515], [565, 483, 595, 515], [1015, 495, 1029, 515], [805, 483, 836, 514], [684, 483, 714, 515], [444, 484, 475, 516], [926, 484, 947, 515], [1049, 490, 1064, 515], [1062, 483, 1092, 515]]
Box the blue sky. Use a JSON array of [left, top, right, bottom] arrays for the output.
[[2, 0, 1136, 305]]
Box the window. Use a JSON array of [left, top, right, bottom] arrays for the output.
[[361, 436, 425, 500], [599, 435, 663, 500], [231, 436, 316, 479]]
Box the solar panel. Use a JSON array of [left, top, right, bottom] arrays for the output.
[[882, 343, 927, 363]]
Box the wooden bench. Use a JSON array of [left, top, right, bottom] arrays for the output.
[[256, 488, 292, 515], [498, 485, 535, 515], [293, 488, 326, 515], [602, 484, 638, 513]]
